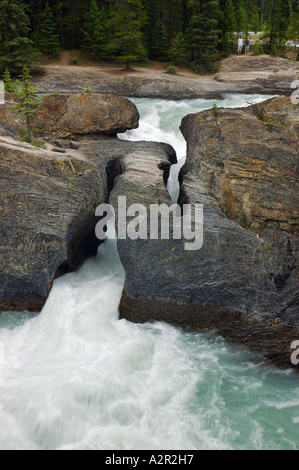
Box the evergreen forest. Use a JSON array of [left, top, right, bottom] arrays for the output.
[[0, 0, 298, 75]]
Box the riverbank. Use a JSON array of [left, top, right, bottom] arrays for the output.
[[33, 52, 299, 99]]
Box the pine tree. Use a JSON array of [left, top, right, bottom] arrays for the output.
[[250, 11, 260, 33], [13, 66, 42, 143], [188, 0, 220, 62], [266, 0, 292, 54], [150, 19, 169, 60], [82, 0, 108, 58], [38, 2, 61, 57], [169, 32, 189, 64], [219, 0, 237, 54], [160, 0, 185, 40], [107, 0, 148, 70], [235, 0, 248, 33], [2, 69, 17, 93], [287, 1, 299, 60], [141, 0, 161, 54], [0, 0, 33, 74], [64, 0, 90, 49]]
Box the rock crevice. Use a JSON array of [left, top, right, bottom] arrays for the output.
[[117, 96, 299, 370], [0, 94, 178, 313]]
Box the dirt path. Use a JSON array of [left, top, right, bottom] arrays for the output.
[[43, 51, 299, 80], [35, 52, 299, 98], [42, 51, 202, 79]]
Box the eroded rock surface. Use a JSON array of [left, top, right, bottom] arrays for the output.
[[0, 93, 139, 139], [0, 137, 106, 311], [1, 88, 298, 370], [0, 93, 142, 311], [180, 97, 299, 231], [35, 94, 139, 138], [116, 96, 299, 370], [0, 132, 176, 312]]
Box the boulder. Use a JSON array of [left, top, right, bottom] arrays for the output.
[[114, 97, 299, 370], [0, 93, 139, 139], [180, 96, 299, 230], [34, 94, 139, 138]]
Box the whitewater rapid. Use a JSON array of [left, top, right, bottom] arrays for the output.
[[0, 95, 298, 450]]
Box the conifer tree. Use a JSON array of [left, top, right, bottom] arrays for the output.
[[141, 0, 160, 55], [218, 0, 237, 54], [82, 0, 108, 58], [235, 0, 248, 33], [38, 2, 61, 57], [188, 0, 219, 62], [250, 11, 260, 33], [63, 0, 89, 49], [169, 32, 189, 64], [0, 0, 33, 74], [107, 0, 147, 70], [2, 69, 17, 93], [287, 1, 299, 60], [266, 0, 292, 54], [150, 19, 169, 60], [13, 66, 42, 143]]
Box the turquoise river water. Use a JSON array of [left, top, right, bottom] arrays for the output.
[[0, 95, 298, 450]]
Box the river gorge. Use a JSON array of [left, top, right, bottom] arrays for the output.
[[0, 94, 298, 450]]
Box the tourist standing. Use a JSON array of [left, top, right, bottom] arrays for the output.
[[245, 38, 250, 55], [238, 36, 244, 55]]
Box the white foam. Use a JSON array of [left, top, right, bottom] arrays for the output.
[[0, 96, 298, 450]]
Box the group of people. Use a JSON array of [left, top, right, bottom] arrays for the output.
[[238, 37, 251, 55]]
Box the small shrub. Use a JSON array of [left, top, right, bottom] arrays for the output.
[[166, 64, 178, 75], [70, 57, 79, 65], [82, 82, 93, 94], [13, 66, 42, 145], [211, 104, 219, 119], [190, 57, 218, 74], [51, 91, 63, 97], [252, 42, 264, 55], [2, 69, 19, 93], [267, 242, 273, 253], [18, 128, 45, 147], [219, 202, 233, 218]]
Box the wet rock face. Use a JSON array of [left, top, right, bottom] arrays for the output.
[[115, 97, 299, 370], [0, 134, 177, 313], [0, 138, 106, 312], [0, 94, 142, 312]]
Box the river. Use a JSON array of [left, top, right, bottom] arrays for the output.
[[0, 95, 298, 450]]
